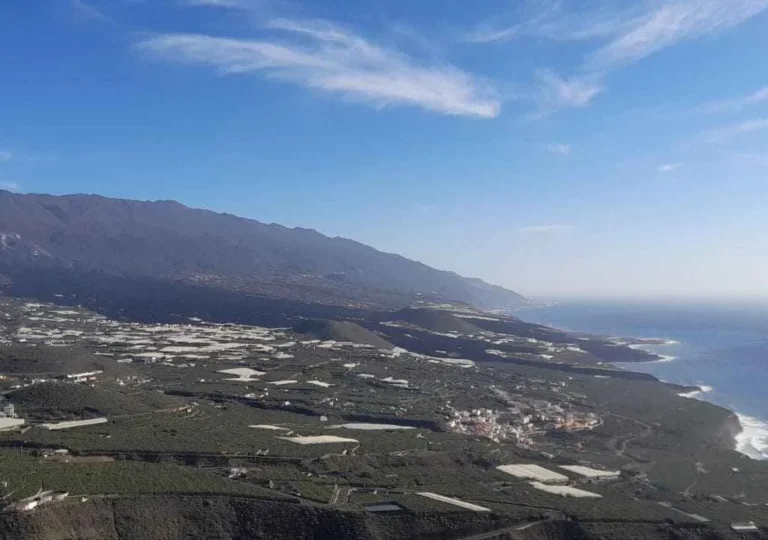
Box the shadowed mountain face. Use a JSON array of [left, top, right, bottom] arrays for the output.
[[0, 190, 524, 310]]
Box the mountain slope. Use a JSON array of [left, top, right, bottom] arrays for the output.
[[294, 320, 395, 349], [0, 190, 525, 310], [9, 382, 181, 420], [386, 308, 484, 334]]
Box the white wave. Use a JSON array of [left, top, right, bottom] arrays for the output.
[[628, 344, 678, 357], [678, 385, 713, 400], [625, 338, 679, 348], [735, 413, 768, 461], [670, 389, 768, 461], [650, 354, 678, 364], [627, 342, 681, 364]]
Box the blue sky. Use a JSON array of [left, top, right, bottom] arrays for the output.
[[2, 0, 768, 298]]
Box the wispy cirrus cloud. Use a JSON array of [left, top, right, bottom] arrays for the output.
[[701, 117, 768, 143], [464, 0, 643, 44], [469, 0, 768, 111], [588, 0, 768, 71], [0, 151, 12, 162], [547, 143, 572, 156], [71, 0, 110, 21], [658, 163, 682, 173], [700, 86, 768, 113], [463, 25, 520, 45], [179, 0, 290, 16], [535, 69, 602, 110], [137, 19, 501, 118]]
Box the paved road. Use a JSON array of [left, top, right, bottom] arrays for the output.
[[452, 519, 549, 540], [328, 485, 341, 505], [658, 502, 710, 523], [607, 414, 653, 457]]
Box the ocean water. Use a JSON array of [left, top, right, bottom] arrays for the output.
[[515, 300, 768, 460]]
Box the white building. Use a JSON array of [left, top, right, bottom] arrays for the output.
[[2, 403, 16, 418], [39, 418, 108, 430], [496, 464, 569, 485], [559, 465, 620, 480], [731, 522, 759, 533], [0, 418, 25, 432], [62, 371, 104, 382]]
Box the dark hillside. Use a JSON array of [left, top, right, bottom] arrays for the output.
[[0, 496, 755, 540], [456, 316, 571, 342], [385, 308, 484, 334], [0, 495, 519, 540], [459, 316, 660, 362], [0, 345, 125, 377], [8, 382, 182, 420], [294, 320, 394, 349], [0, 190, 525, 310]]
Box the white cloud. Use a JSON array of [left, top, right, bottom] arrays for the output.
[[137, 20, 501, 118], [658, 163, 682, 173], [588, 0, 768, 71], [547, 143, 572, 156], [71, 0, 110, 21], [0, 181, 19, 191], [536, 70, 602, 109], [702, 117, 768, 143], [463, 24, 520, 44], [179, 0, 283, 14], [701, 86, 768, 113], [0, 151, 12, 162], [467, 1, 637, 44], [519, 224, 574, 234], [471, 0, 768, 111]]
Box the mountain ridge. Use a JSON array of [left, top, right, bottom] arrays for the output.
[[0, 190, 525, 310]]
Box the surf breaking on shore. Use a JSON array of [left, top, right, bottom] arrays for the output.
[[650, 354, 677, 363], [615, 338, 680, 363], [616, 337, 768, 461], [677, 385, 714, 400], [735, 413, 768, 461], [675, 388, 768, 461]]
